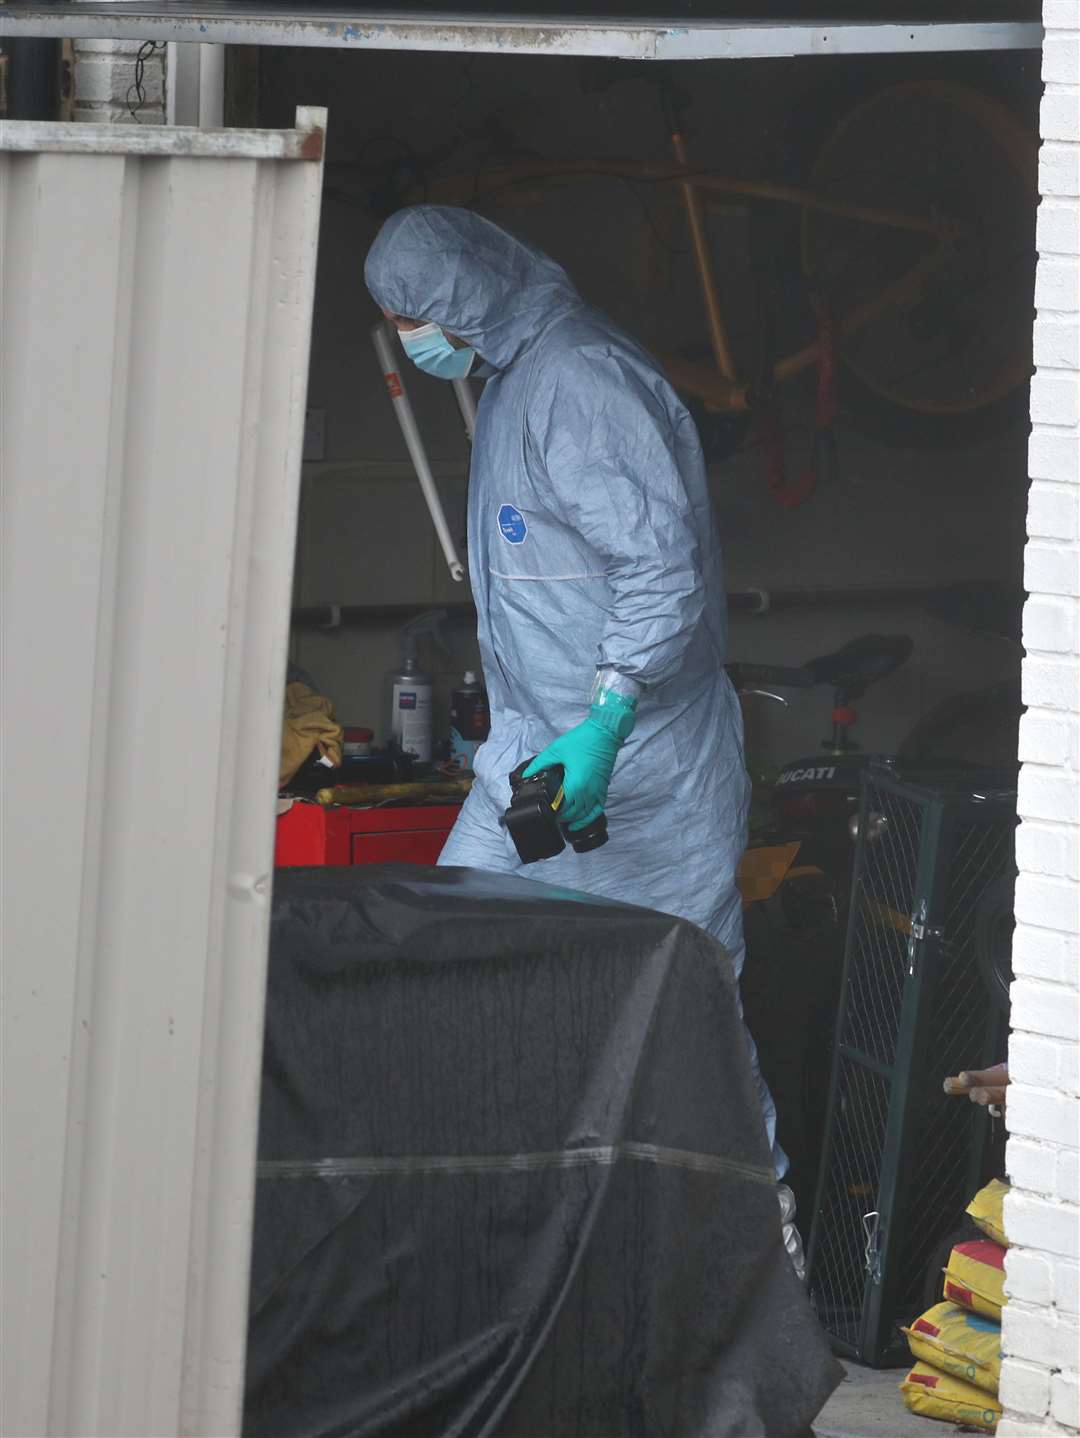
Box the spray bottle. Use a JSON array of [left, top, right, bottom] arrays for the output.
[[386, 610, 449, 763]]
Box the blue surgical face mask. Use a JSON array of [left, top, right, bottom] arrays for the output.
[[399, 322, 476, 381]]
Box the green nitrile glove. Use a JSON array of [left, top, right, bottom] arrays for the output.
[[524, 694, 636, 832]]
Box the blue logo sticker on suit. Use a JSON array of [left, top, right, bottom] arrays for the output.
[[498, 504, 528, 545]]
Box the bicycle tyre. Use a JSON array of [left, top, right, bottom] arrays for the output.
[[801, 81, 1038, 449], [829, 360, 1030, 452]]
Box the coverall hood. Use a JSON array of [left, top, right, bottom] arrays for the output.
[[364, 205, 583, 371]]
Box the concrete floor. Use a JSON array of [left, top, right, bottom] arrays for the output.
[[814, 1362, 938, 1438]]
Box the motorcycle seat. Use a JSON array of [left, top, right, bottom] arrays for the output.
[[806, 634, 914, 697]]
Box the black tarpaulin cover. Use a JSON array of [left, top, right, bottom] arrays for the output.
[[245, 867, 841, 1438]]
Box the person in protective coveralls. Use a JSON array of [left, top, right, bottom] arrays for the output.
[[365, 205, 801, 1263]]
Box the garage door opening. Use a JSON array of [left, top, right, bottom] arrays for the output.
[[256, 33, 1039, 1406]]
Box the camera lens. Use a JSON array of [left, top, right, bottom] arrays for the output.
[[568, 814, 608, 854]]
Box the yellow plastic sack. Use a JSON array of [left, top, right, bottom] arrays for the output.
[[902, 1301, 1001, 1395], [967, 1178, 1010, 1248], [944, 1239, 1007, 1322], [902, 1362, 1002, 1432]]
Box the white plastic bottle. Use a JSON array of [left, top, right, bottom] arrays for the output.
[[386, 611, 448, 763]]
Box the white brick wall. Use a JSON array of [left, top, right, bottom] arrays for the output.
[[1001, 9, 1080, 1435], [73, 38, 165, 125]]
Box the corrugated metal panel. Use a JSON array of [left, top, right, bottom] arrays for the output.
[[0, 109, 325, 1438]]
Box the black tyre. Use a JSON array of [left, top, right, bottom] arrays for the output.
[[975, 872, 1016, 1014], [920, 1221, 980, 1314], [802, 81, 1038, 450]]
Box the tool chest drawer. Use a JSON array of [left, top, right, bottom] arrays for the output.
[[275, 802, 460, 867]]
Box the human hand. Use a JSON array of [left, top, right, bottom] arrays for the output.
[[524, 713, 625, 831], [943, 1063, 1009, 1110]]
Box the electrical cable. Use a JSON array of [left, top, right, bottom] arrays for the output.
[[126, 40, 164, 124]]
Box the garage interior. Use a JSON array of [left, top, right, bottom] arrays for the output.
[[243, 31, 1041, 1429], [264, 45, 1038, 765]]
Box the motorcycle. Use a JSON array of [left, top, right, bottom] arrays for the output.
[[730, 635, 912, 1216], [729, 596, 1022, 1219]]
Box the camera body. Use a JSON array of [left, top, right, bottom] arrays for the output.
[[501, 759, 608, 865]]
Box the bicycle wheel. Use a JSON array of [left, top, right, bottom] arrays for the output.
[[802, 81, 1037, 448]]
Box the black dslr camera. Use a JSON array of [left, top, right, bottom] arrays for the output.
[[501, 759, 608, 865]]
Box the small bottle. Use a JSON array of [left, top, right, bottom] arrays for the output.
[[448, 671, 490, 772], [342, 727, 373, 759]]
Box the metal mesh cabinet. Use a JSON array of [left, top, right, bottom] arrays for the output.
[[806, 764, 1016, 1366]]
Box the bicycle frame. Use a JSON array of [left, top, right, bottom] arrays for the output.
[[409, 157, 951, 414]]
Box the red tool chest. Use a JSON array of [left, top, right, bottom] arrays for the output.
[[275, 802, 460, 868]]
